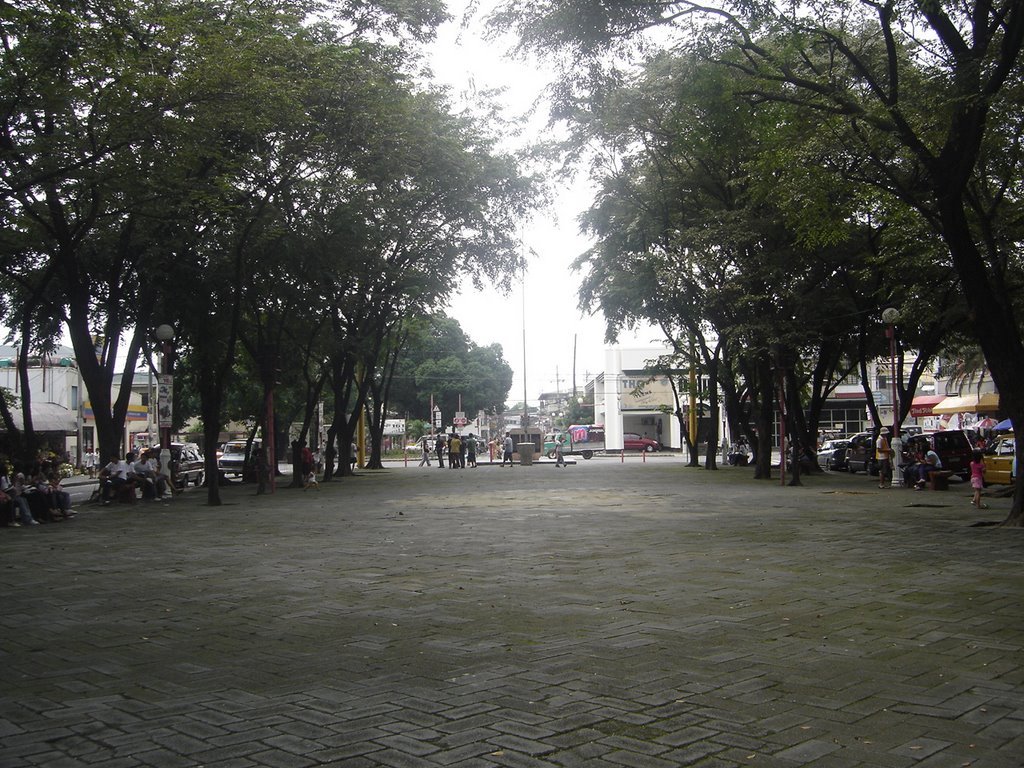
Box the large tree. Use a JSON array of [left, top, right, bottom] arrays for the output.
[[2, 0, 535, 501], [0, 0, 195, 462], [495, 0, 1024, 523], [311, 78, 536, 479], [572, 51, 944, 480], [389, 315, 515, 424]]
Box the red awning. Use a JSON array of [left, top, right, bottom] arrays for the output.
[[909, 394, 945, 418]]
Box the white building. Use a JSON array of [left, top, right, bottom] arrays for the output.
[[854, 357, 999, 434], [0, 345, 82, 459], [579, 342, 1003, 449], [587, 345, 683, 450], [0, 345, 151, 462]]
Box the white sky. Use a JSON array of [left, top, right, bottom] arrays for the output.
[[426, 3, 661, 407]]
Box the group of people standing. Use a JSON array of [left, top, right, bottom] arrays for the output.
[[420, 432, 479, 468]]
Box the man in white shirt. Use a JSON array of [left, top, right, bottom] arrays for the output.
[[132, 453, 163, 500], [100, 453, 132, 504], [144, 451, 176, 498], [83, 449, 96, 478]]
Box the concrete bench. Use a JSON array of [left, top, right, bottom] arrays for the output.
[[928, 470, 954, 491]]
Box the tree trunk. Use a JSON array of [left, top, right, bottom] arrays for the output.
[[16, 326, 37, 462], [677, 407, 694, 463], [323, 423, 338, 481], [937, 198, 1024, 525], [290, 440, 305, 489], [200, 389, 223, 506], [785, 367, 803, 486], [703, 356, 720, 470], [753, 357, 774, 480]]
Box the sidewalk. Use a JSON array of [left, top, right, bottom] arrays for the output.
[[2, 461, 1022, 767]]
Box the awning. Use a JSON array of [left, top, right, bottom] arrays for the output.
[[3, 402, 77, 433], [932, 392, 1000, 415], [909, 394, 945, 417]]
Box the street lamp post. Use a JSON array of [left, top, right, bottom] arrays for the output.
[[155, 324, 175, 480], [882, 307, 900, 434]]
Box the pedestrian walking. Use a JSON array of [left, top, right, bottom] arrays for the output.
[[84, 449, 96, 478], [501, 433, 514, 467], [554, 436, 567, 467], [418, 435, 432, 467]]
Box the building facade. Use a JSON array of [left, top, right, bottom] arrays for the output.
[[0, 345, 152, 463], [584, 345, 1001, 451]]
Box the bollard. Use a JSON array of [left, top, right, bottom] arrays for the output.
[[517, 443, 535, 466]]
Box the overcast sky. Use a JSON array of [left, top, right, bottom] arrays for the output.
[[426, 3, 661, 407]]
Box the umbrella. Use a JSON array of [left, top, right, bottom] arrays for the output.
[[993, 418, 1013, 431], [976, 417, 998, 429]]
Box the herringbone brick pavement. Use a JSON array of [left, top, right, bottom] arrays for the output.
[[2, 459, 1022, 767]]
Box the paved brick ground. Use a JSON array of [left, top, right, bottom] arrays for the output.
[[2, 458, 1022, 767]]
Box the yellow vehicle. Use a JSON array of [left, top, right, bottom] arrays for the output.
[[982, 434, 1016, 485]]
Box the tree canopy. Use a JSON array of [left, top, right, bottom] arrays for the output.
[[0, 0, 538, 497], [492, 0, 1024, 521]]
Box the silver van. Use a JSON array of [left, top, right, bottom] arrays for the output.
[[217, 438, 262, 477]]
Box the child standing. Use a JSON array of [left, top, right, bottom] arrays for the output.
[[970, 450, 987, 509]]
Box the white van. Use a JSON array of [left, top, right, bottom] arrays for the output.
[[217, 438, 262, 476]]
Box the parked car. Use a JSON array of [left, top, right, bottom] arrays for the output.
[[845, 432, 878, 475], [817, 439, 850, 471], [151, 442, 205, 487], [623, 433, 660, 452], [217, 439, 261, 476], [983, 434, 1017, 485], [902, 430, 974, 482]]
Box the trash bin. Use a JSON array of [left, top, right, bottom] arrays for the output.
[[517, 442, 535, 466]]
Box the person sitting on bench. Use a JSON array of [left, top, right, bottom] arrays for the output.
[[913, 449, 941, 490], [144, 451, 177, 497], [132, 452, 162, 500], [99, 453, 133, 504]]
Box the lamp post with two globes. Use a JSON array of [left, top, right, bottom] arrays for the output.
[[882, 307, 900, 434]]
